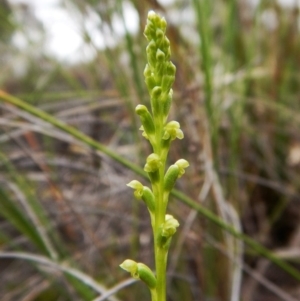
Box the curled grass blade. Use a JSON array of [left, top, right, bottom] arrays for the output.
[[0, 151, 59, 259], [0, 186, 50, 255]]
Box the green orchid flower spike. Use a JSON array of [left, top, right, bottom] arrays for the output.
[[120, 10, 189, 301]]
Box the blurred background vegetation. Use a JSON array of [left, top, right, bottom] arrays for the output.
[[1, 0, 300, 300]]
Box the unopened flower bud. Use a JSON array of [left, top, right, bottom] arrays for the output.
[[151, 86, 162, 99], [144, 64, 152, 78], [166, 61, 176, 76], [164, 164, 179, 192], [137, 263, 157, 289], [162, 89, 173, 117], [147, 10, 158, 23], [156, 28, 164, 44], [160, 17, 167, 32], [136, 105, 155, 137], [141, 186, 155, 212], [146, 40, 157, 66], [156, 48, 165, 62], [144, 65, 156, 91], [144, 153, 161, 173], [161, 75, 175, 92]]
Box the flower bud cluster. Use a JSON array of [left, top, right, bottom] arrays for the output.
[[143, 10, 176, 117]]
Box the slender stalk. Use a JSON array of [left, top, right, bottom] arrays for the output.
[[150, 288, 158, 301], [156, 248, 167, 301], [154, 197, 168, 300], [154, 124, 167, 301]]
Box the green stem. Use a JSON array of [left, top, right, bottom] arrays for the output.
[[154, 170, 167, 301], [156, 247, 167, 301], [153, 111, 168, 301], [150, 288, 158, 301]]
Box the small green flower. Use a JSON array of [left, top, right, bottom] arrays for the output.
[[161, 214, 179, 238], [175, 159, 190, 177], [127, 180, 155, 212], [127, 180, 144, 199], [120, 259, 138, 278], [144, 153, 162, 173], [120, 259, 157, 289], [162, 121, 184, 141], [144, 64, 156, 92], [156, 215, 180, 249]]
